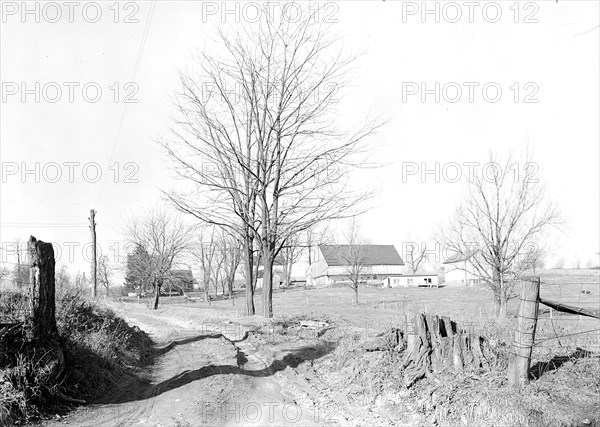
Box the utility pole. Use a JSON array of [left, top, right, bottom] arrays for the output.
[[16, 245, 22, 288], [89, 209, 97, 298]]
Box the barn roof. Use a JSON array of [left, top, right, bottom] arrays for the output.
[[319, 244, 404, 266]]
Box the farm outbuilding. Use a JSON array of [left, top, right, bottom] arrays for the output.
[[442, 251, 481, 286], [385, 273, 439, 288], [309, 244, 404, 286]]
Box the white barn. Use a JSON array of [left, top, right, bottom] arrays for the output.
[[310, 244, 404, 287]]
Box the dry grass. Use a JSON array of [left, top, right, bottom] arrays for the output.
[[0, 288, 154, 425]]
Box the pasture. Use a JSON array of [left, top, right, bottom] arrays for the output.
[[125, 269, 599, 342]]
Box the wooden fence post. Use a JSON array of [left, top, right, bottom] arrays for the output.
[[508, 277, 540, 387], [28, 236, 58, 337]]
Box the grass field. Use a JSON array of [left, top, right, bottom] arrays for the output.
[[126, 268, 599, 335], [120, 268, 600, 368]]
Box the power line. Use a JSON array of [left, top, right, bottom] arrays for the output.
[[0, 223, 89, 228], [97, 0, 157, 204]]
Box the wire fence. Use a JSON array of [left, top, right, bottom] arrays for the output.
[[512, 277, 600, 377]]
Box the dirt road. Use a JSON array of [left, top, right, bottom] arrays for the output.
[[46, 302, 385, 427]]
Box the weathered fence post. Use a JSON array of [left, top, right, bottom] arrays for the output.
[[28, 236, 58, 337], [508, 276, 540, 387]]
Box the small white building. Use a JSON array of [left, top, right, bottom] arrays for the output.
[[443, 251, 481, 286], [385, 272, 439, 288]]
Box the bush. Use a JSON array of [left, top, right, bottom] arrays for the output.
[[0, 291, 29, 322]]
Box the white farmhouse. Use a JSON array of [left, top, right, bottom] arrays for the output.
[[310, 244, 404, 287]]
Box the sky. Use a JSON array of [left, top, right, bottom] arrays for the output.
[[1, 0, 599, 281]]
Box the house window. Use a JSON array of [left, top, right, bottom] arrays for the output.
[[393, 278, 400, 284], [407, 278, 413, 285], [425, 278, 432, 284]]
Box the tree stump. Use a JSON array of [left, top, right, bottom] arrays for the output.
[[28, 236, 58, 337], [401, 313, 493, 388], [24, 237, 66, 399]]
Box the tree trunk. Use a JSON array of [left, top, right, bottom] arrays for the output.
[[499, 275, 506, 317], [262, 243, 274, 318], [28, 236, 57, 337], [493, 288, 501, 317], [282, 262, 288, 288], [285, 259, 293, 287], [153, 282, 161, 310], [203, 280, 209, 302], [492, 266, 504, 317], [282, 257, 293, 287], [243, 238, 255, 315], [500, 295, 508, 317], [354, 284, 359, 304]]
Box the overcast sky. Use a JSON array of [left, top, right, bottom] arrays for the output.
[[1, 1, 599, 277]]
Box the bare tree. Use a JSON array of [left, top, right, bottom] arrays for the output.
[[342, 219, 369, 305], [4, 239, 27, 289], [554, 257, 566, 269], [212, 249, 224, 298], [403, 239, 428, 274], [74, 272, 87, 291], [438, 150, 561, 317], [12, 263, 29, 290], [193, 227, 219, 303], [280, 225, 333, 288], [162, 5, 382, 318], [56, 265, 71, 291], [574, 254, 582, 269], [279, 232, 303, 288], [524, 244, 546, 274], [124, 208, 194, 310], [304, 224, 334, 288], [218, 230, 242, 298], [98, 255, 111, 296]]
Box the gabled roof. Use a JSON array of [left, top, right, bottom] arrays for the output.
[[319, 245, 404, 266], [443, 249, 479, 264]]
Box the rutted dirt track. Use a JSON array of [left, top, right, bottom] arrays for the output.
[[45, 302, 387, 427]]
